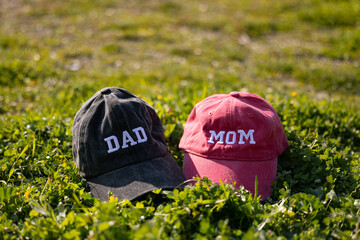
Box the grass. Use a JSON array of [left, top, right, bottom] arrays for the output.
[[0, 0, 359, 239]]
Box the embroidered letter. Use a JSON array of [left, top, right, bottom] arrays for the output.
[[238, 129, 256, 144], [225, 131, 236, 144], [133, 126, 148, 143], [208, 130, 225, 144], [104, 135, 120, 153], [122, 130, 137, 148]]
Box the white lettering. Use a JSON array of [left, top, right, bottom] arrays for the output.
[[225, 131, 236, 144], [208, 130, 225, 144], [132, 127, 147, 143], [104, 135, 120, 153], [104, 126, 149, 153], [238, 129, 256, 144], [122, 130, 137, 148], [207, 129, 256, 145]]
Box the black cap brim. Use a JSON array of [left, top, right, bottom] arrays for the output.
[[85, 153, 186, 201]]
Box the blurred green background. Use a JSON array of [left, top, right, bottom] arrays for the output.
[[1, 0, 359, 117]]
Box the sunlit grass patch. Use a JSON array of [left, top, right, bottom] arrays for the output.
[[298, 0, 360, 27]]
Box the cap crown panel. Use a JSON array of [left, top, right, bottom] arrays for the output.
[[73, 88, 168, 178]]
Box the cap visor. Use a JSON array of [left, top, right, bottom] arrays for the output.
[[86, 153, 186, 201], [183, 152, 277, 199]]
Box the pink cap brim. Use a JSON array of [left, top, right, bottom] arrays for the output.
[[183, 152, 277, 199]]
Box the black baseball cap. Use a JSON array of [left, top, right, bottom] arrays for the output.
[[72, 87, 186, 201]]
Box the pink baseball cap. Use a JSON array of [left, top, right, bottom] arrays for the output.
[[179, 92, 289, 199]]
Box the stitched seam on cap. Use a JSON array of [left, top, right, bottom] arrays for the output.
[[80, 94, 102, 176], [85, 151, 171, 179], [181, 149, 279, 162]]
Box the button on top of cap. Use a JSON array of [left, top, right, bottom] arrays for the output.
[[230, 92, 239, 97], [100, 88, 112, 95]]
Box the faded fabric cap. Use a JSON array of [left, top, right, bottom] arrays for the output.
[[179, 92, 288, 199], [72, 87, 185, 201]]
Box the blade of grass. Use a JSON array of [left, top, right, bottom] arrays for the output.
[[7, 142, 30, 182]]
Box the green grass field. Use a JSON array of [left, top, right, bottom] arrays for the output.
[[1, 0, 360, 239]]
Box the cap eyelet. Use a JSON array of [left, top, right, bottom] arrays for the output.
[[248, 113, 253, 118], [208, 111, 213, 116]]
